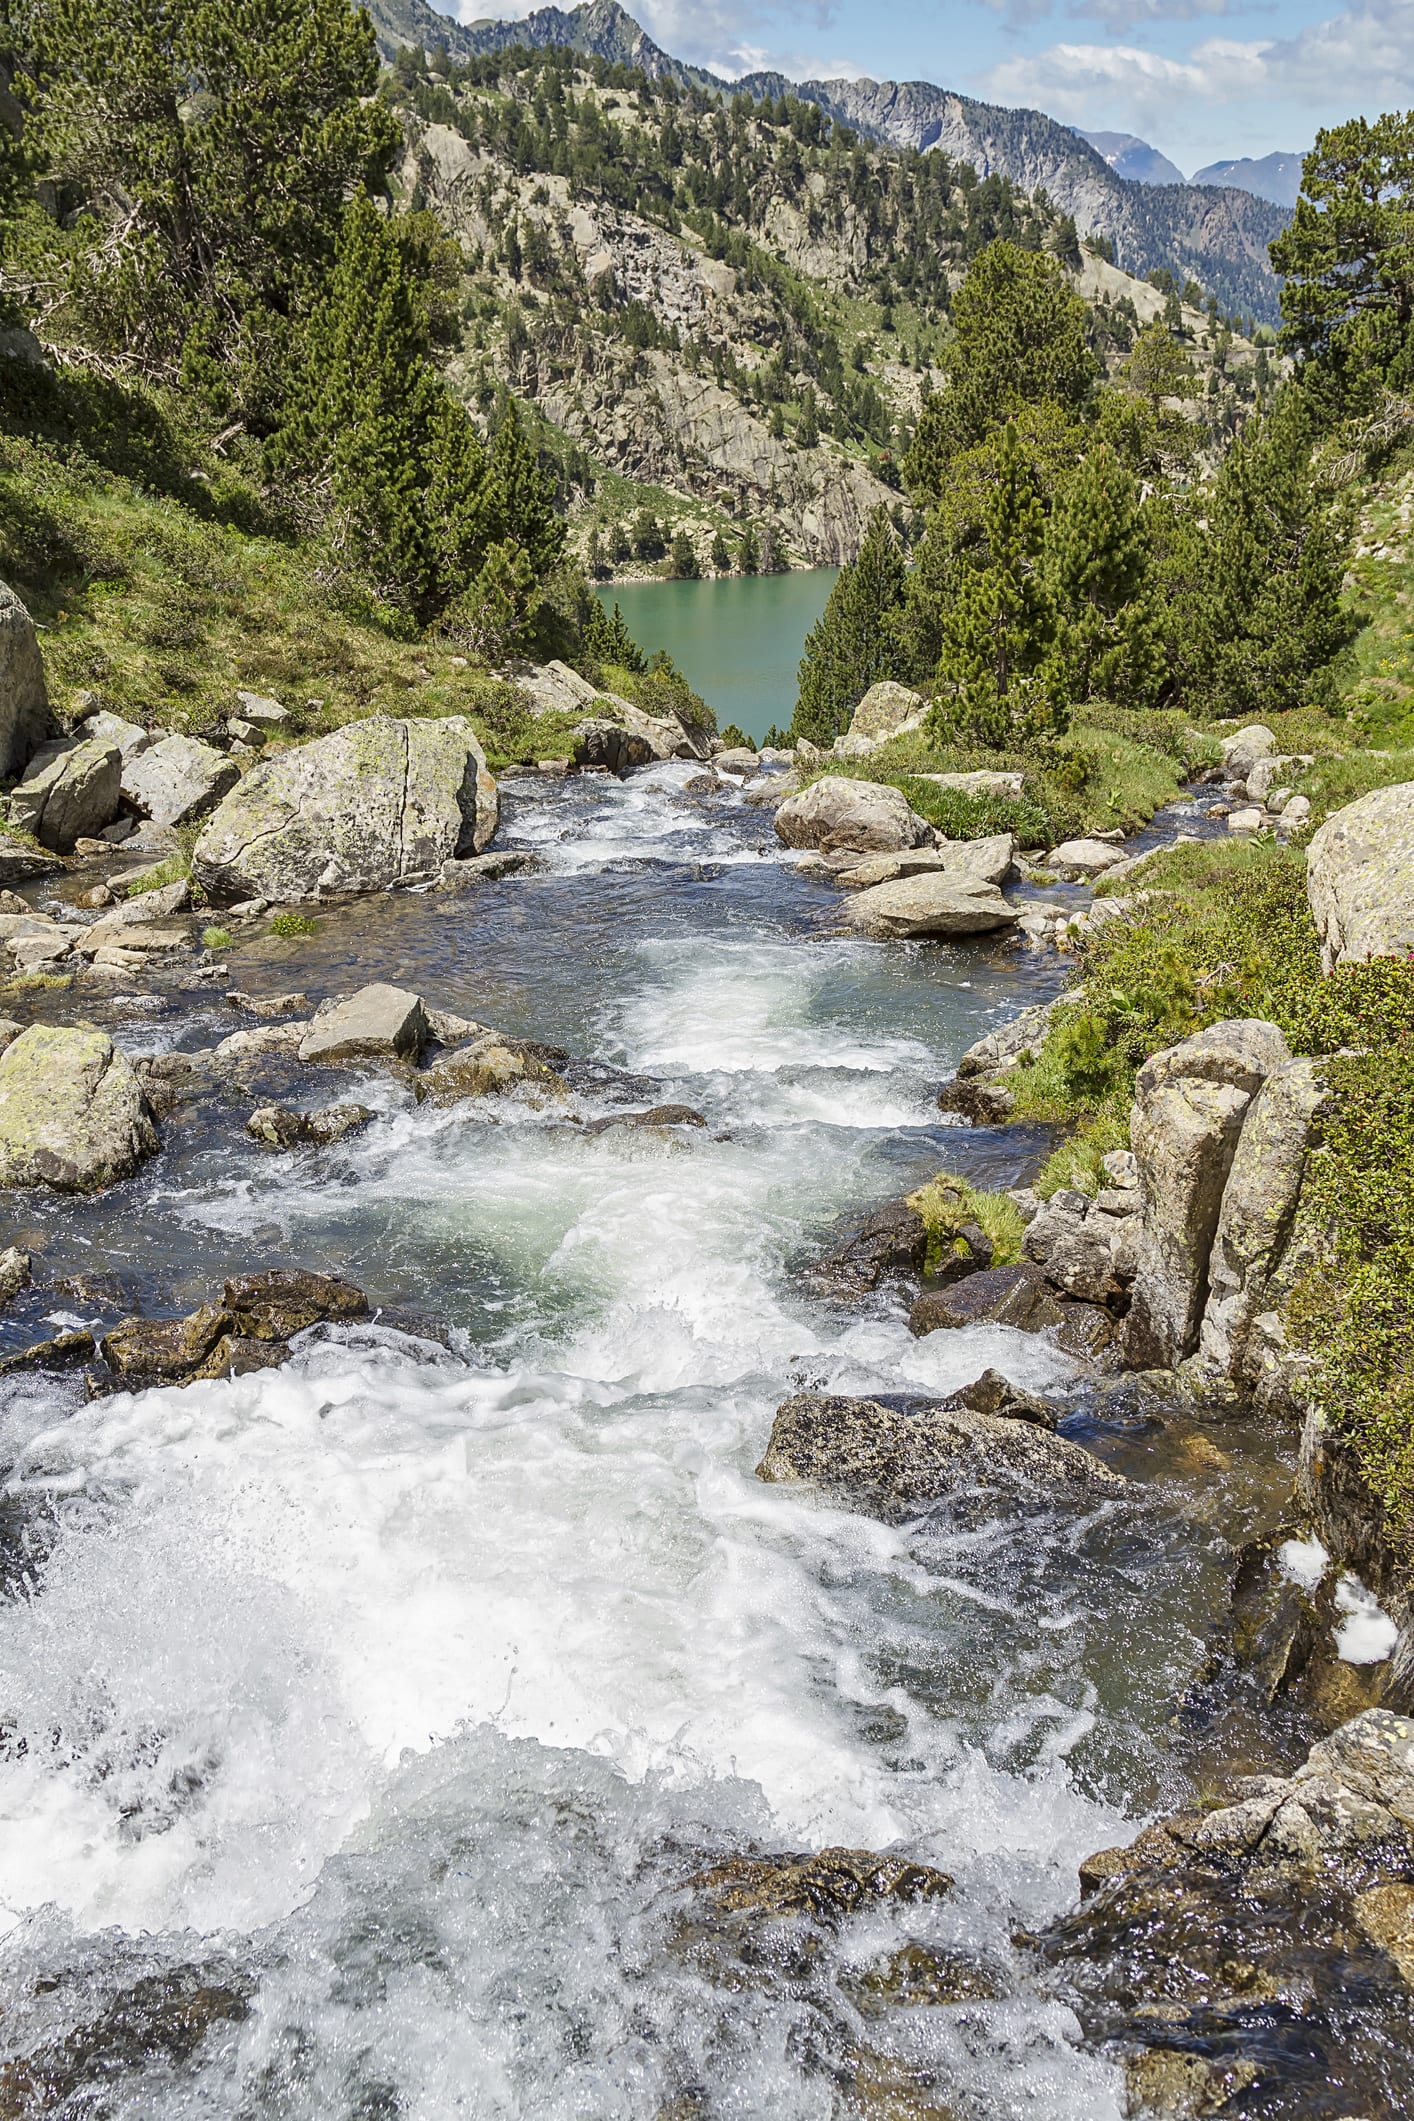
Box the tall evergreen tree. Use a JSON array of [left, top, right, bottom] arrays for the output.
[[484, 396, 564, 580], [934, 420, 1063, 747], [903, 242, 1097, 504], [792, 506, 906, 744], [1044, 444, 1165, 710], [1196, 386, 1354, 719]]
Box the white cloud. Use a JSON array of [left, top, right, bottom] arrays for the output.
[[1075, 0, 1231, 22]]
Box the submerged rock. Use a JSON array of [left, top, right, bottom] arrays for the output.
[[99, 1269, 370, 1387], [756, 1389, 1123, 1512], [246, 1103, 374, 1149], [193, 716, 497, 903], [774, 776, 931, 855], [582, 1103, 707, 1134], [685, 1847, 953, 1929], [0, 1026, 158, 1192]]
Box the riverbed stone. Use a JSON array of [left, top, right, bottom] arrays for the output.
[[193, 716, 497, 903], [0, 1025, 158, 1192], [246, 1102, 374, 1148], [841, 872, 1018, 938], [121, 734, 239, 828], [1220, 723, 1278, 777], [1307, 781, 1414, 970], [1043, 837, 1128, 879], [908, 1262, 1065, 1336], [581, 1103, 707, 1133], [756, 1389, 1124, 1512], [297, 984, 428, 1065], [8, 736, 122, 850], [415, 1031, 567, 1103], [804, 1197, 930, 1298], [774, 776, 931, 855], [0, 582, 52, 777]]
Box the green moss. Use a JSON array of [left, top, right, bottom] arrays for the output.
[[269, 912, 318, 938], [906, 1173, 1027, 1269]]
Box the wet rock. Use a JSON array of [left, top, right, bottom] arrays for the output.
[[100, 1269, 369, 1386], [955, 1000, 1057, 1080], [440, 849, 541, 886], [774, 776, 931, 855], [685, 1846, 953, 1928], [0, 1964, 249, 2116], [225, 989, 310, 1017], [908, 1262, 1065, 1337], [193, 715, 497, 902], [297, 983, 428, 1065], [222, 1267, 368, 1337], [415, 1032, 567, 1103], [0, 837, 60, 884], [756, 1390, 1123, 1511], [1307, 780, 1414, 971], [7, 736, 121, 851], [572, 718, 654, 775], [582, 1103, 707, 1134], [1052, 1302, 1117, 1363], [246, 1102, 374, 1148], [0, 1026, 158, 1192], [0, 1327, 96, 1376], [936, 1076, 1017, 1124], [1124, 1021, 1291, 1369], [214, 1021, 309, 1063], [0, 1243, 29, 1309], [129, 1053, 206, 1119], [1039, 1711, 1414, 2117], [0, 581, 53, 776], [803, 1198, 929, 1297], [841, 872, 1018, 939], [946, 1366, 1059, 1429]]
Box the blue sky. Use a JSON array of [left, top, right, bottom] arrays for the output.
[[460, 0, 1414, 173]]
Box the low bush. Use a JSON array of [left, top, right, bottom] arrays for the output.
[[907, 1173, 1027, 1270]]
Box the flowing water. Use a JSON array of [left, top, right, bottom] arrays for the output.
[[593, 570, 839, 745], [0, 766, 1291, 2117]]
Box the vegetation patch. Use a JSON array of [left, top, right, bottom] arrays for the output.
[[907, 1173, 1027, 1271]]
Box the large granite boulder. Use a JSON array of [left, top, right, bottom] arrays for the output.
[[121, 734, 238, 827], [756, 1388, 1124, 1515], [0, 1025, 158, 1192], [1124, 1020, 1290, 1368], [297, 984, 429, 1065], [846, 680, 927, 743], [1198, 1053, 1329, 1381], [841, 871, 1019, 938], [0, 582, 52, 777], [774, 775, 931, 854], [1307, 782, 1414, 970], [1220, 723, 1277, 778], [7, 736, 121, 850], [193, 716, 497, 903]]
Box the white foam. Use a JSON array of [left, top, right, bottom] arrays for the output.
[[1277, 1534, 1330, 1591], [1334, 1573, 1399, 1664]]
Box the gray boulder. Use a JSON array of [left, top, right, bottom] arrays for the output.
[[193, 715, 497, 902], [909, 1261, 1064, 1336], [1307, 782, 1414, 971], [1220, 723, 1277, 778], [933, 832, 1017, 886], [121, 734, 238, 827], [85, 711, 153, 761], [0, 1025, 158, 1192], [912, 769, 1024, 800], [756, 1389, 1124, 1514], [572, 718, 655, 775], [846, 680, 927, 742], [1197, 1054, 1329, 1381], [297, 984, 429, 1065], [7, 737, 121, 851], [774, 775, 931, 854], [0, 582, 52, 777], [1044, 837, 1128, 879], [233, 691, 289, 730], [956, 999, 1058, 1080], [841, 871, 1018, 938], [1124, 1020, 1290, 1368]]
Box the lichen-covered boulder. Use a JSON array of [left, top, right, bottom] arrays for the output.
[[192, 716, 497, 902], [841, 871, 1018, 938], [0, 582, 52, 777], [846, 680, 927, 743], [774, 775, 931, 854], [121, 734, 238, 827], [0, 1025, 158, 1192], [1307, 782, 1414, 971], [7, 737, 121, 850]]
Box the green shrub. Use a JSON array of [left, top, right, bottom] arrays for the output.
[[270, 912, 318, 938], [201, 925, 234, 951], [907, 1173, 1027, 1269]]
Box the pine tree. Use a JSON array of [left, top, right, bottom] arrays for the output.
[[1044, 445, 1166, 710], [737, 524, 760, 574], [582, 598, 646, 672], [935, 420, 1062, 747], [710, 529, 731, 573], [792, 507, 906, 743], [669, 528, 700, 577], [796, 386, 820, 448], [1196, 386, 1354, 718], [485, 397, 564, 580]]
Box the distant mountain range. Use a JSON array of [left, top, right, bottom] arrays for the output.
[[1190, 152, 1306, 211], [1079, 131, 1186, 190], [366, 0, 1292, 321]]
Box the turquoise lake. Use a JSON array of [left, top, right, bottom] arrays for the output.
[[594, 567, 838, 745]]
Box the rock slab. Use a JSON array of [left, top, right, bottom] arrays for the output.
[[0, 582, 52, 777], [0, 1025, 158, 1192], [1307, 781, 1414, 971]]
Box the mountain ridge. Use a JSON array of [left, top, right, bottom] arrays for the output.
[[367, 0, 1289, 320]]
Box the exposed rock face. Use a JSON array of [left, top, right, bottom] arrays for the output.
[[8, 737, 121, 850], [1198, 1054, 1329, 1382], [1124, 1020, 1291, 1368], [1023, 1185, 1138, 1305], [908, 1261, 1064, 1336], [0, 1026, 158, 1192], [120, 734, 239, 828], [1041, 1710, 1414, 2119], [192, 716, 497, 903], [841, 872, 1018, 938], [756, 1388, 1124, 1513], [0, 581, 52, 777], [847, 681, 927, 742], [1307, 781, 1414, 970], [572, 718, 654, 775], [297, 985, 429, 1065], [804, 1197, 929, 1298], [774, 776, 930, 854]]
